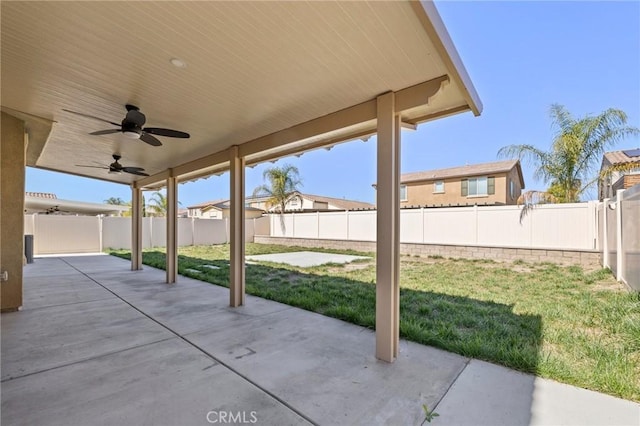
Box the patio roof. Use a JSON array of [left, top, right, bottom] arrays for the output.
[[1, 1, 481, 186]]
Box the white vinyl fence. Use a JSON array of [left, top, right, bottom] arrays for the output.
[[269, 203, 600, 250], [601, 185, 640, 291], [24, 216, 270, 255]]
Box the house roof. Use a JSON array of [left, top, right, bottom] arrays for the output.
[[295, 192, 375, 210], [2, 1, 481, 189], [186, 199, 228, 210], [400, 160, 524, 187], [603, 150, 640, 166], [187, 199, 263, 212]]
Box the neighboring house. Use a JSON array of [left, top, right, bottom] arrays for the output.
[[395, 160, 524, 207], [24, 192, 129, 216], [186, 199, 264, 219], [598, 149, 640, 200], [247, 192, 374, 212]]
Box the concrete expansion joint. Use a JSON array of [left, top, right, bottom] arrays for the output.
[[57, 258, 317, 426], [431, 357, 472, 411], [1, 336, 176, 383]]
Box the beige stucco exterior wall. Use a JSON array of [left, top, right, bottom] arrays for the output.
[[402, 171, 522, 207], [505, 166, 524, 204], [1, 113, 26, 311]]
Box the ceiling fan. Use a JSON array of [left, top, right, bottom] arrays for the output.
[[63, 104, 190, 147], [76, 154, 149, 176]]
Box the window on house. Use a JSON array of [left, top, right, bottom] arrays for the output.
[[433, 181, 444, 193], [510, 180, 516, 199], [400, 185, 407, 201], [461, 176, 495, 196]]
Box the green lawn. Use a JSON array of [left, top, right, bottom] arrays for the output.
[[109, 243, 640, 402]]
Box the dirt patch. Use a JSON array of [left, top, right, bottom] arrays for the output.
[[592, 280, 626, 292]]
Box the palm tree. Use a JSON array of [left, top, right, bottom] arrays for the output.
[[499, 104, 639, 204], [148, 191, 181, 217], [253, 164, 302, 232], [104, 197, 125, 205], [148, 191, 168, 216]]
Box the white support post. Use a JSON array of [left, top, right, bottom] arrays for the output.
[[602, 198, 609, 269], [131, 185, 143, 270], [375, 91, 400, 363], [166, 175, 178, 284], [615, 189, 624, 282], [229, 146, 246, 307]]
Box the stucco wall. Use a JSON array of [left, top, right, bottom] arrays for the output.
[[1, 113, 26, 311], [402, 172, 512, 207]]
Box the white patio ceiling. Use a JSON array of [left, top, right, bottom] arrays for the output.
[[1, 1, 481, 187]]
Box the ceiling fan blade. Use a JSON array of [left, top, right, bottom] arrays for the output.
[[90, 129, 121, 136], [76, 164, 108, 169], [63, 109, 120, 126], [143, 128, 190, 138], [125, 169, 150, 177], [140, 133, 163, 147], [122, 166, 145, 173]]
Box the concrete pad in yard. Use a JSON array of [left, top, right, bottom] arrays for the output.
[[1, 338, 309, 426], [246, 251, 370, 267], [436, 359, 640, 426]]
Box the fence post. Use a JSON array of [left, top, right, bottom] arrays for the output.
[[98, 216, 103, 252], [317, 211, 320, 238], [292, 212, 295, 238], [602, 199, 609, 269], [473, 204, 479, 244], [421, 207, 425, 244], [191, 217, 195, 246], [588, 201, 597, 249], [615, 189, 624, 282], [346, 210, 350, 240]]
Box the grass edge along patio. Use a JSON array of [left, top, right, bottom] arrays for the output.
[[110, 243, 640, 403]]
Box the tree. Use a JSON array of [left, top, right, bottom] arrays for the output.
[[104, 197, 125, 205], [253, 164, 302, 232], [147, 191, 181, 217], [499, 104, 639, 204]]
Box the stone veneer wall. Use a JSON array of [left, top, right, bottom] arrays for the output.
[[254, 236, 602, 268]]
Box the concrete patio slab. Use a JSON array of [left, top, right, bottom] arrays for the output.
[[187, 307, 468, 425], [436, 359, 640, 426], [3, 255, 639, 426], [1, 297, 173, 381], [2, 337, 309, 426], [246, 251, 370, 268]]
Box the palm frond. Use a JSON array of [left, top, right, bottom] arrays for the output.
[[516, 190, 556, 223]]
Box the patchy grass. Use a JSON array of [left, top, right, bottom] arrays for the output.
[[109, 244, 640, 402]]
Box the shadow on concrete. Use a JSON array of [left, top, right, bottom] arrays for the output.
[[118, 250, 542, 375]]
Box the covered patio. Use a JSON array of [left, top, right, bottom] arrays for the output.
[[3, 255, 638, 425], [1, 0, 481, 362]]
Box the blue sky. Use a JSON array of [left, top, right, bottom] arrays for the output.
[[26, 1, 640, 207]]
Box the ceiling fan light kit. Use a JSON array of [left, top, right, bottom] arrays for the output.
[[63, 104, 190, 147]]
